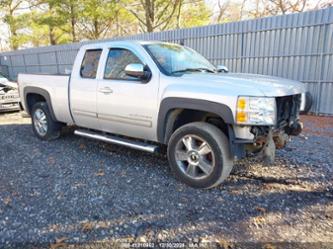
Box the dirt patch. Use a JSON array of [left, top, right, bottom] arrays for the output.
[[301, 115, 333, 137]]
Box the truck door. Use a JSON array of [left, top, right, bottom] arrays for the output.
[[70, 49, 102, 129], [97, 47, 159, 141]]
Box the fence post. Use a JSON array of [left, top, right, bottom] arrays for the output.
[[55, 50, 60, 74], [22, 53, 27, 73], [315, 21, 329, 114], [240, 31, 244, 72], [9, 55, 14, 80], [37, 53, 42, 73]]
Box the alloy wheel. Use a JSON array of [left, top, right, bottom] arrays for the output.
[[174, 134, 215, 180], [33, 108, 48, 136]]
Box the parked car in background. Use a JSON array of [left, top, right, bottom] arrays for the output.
[[18, 41, 308, 188], [0, 74, 20, 113]]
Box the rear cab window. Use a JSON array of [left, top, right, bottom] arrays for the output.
[[80, 49, 102, 79]]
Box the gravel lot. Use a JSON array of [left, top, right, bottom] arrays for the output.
[[0, 112, 332, 248]]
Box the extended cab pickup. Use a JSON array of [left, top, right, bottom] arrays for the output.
[[19, 41, 307, 188]]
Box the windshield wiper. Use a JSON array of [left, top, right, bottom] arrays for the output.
[[171, 68, 216, 74]]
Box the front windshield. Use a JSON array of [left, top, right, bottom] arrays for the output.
[[144, 43, 216, 75]]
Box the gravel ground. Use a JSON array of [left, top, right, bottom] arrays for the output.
[[0, 112, 332, 248]]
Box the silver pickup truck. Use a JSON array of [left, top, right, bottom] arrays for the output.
[[18, 41, 307, 188]]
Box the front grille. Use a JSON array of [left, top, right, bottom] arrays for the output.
[[0, 93, 20, 102], [276, 94, 301, 128], [0, 95, 18, 100]]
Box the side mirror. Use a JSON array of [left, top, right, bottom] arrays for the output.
[[217, 65, 229, 73], [125, 63, 151, 82], [125, 63, 145, 78]]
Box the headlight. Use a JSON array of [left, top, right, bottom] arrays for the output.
[[236, 96, 276, 125]]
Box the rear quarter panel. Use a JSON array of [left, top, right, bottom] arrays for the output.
[[18, 74, 73, 124]]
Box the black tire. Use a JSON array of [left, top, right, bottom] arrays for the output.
[[167, 122, 234, 189], [31, 102, 62, 140], [303, 91, 313, 114]]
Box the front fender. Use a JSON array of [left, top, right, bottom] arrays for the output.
[[157, 97, 235, 143]]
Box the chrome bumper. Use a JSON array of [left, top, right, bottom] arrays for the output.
[[0, 101, 20, 112]]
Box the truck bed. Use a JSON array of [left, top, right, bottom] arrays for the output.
[[18, 73, 73, 124]]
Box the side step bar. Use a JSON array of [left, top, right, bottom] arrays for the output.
[[74, 129, 158, 153]]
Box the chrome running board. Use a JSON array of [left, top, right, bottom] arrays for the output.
[[74, 129, 158, 153]]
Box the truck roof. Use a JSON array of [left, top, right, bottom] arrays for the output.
[[79, 40, 174, 50]]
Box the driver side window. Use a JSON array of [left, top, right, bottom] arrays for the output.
[[104, 48, 142, 80]]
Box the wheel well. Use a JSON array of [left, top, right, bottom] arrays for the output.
[[164, 108, 228, 144], [26, 93, 46, 114]]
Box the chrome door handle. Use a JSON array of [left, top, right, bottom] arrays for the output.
[[99, 87, 113, 94]]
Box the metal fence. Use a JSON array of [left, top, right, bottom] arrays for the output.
[[0, 7, 332, 115], [0, 65, 9, 78]]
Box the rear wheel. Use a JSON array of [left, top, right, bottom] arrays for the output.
[[31, 102, 62, 140], [167, 122, 234, 189]]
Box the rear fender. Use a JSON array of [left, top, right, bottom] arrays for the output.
[[23, 86, 57, 121]]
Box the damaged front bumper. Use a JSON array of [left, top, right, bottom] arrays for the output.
[[0, 102, 21, 112], [0, 96, 21, 113], [230, 94, 303, 163], [230, 121, 303, 163]]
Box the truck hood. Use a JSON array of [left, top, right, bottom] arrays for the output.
[[0, 78, 18, 95], [0, 78, 18, 89], [180, 73, 306, 97]]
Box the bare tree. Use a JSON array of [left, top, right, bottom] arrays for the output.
[[215, 0, 249, 23], [176, 0, 183, 29], [250, 0, 269, 18], [121, 0, 181, 32], [266, 0, 308, 15], [314, 0, 333, 9], [247, 0, 309, 18], [239, 0, 247, 19], [216, 0, 230, 23]]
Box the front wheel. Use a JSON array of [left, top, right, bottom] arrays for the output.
[[31, 102, 62, 140], [167, 122, 234, 189]]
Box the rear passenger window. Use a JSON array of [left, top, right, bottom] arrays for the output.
[[80, 49, 102, 79]]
